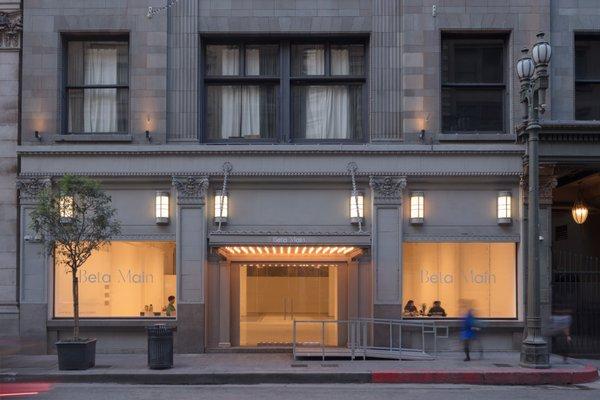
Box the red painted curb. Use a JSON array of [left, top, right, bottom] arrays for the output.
[[372, 366, 599, 385]]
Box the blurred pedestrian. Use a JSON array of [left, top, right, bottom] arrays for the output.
[[460, 301, 482, 361], [548, 309, 572, 363]]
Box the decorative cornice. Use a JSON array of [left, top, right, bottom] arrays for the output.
[[209, 228, 371, 236], [17, 146, 524, 157], [404, 234, 521, 242], [16, 176, 51, 203], [113, 233, 176, 241], [172, 175, 209, 205], [369, 176, 406, 204], [0, 10, 22, 49], [518, 120, 600, 143], [17, 170, 522, 178]]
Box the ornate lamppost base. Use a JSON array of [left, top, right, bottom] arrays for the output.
[[520, 340, 550, 369]]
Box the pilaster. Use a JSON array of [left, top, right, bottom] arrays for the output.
[[15, 176, 51, 353], [172, 175, 209, 353], [218, 260, 231, 348]]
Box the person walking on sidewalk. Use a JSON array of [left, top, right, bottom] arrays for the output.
[[460, 302, 481, 362]]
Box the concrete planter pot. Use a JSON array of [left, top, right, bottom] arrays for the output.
[[56, 338, 97, 370]]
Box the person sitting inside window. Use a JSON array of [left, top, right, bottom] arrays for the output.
[[427, 300, 447, 317], [403, 300, 418, 317], [165, 295, 176, 317]]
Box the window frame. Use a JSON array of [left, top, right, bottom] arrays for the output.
[[440, 34, 508, 135], [52, 240, 177, 320], [61, 33, 130, 136], [400, 241, 519, 321], [200, 36, 368, 144], [574, 34, 600, 121]]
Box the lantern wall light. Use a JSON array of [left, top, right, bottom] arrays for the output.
[[59, 195, 74, 224], [155, 191, 170, 225], [497, 191, 512, 225], [214, 191, 228, 224], [410, 191, 424, 225], [572, 189, 589, 225], [350, 191, 364, 225]]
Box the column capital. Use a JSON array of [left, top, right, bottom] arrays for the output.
[[369, 176, 406, 205], [521, 165, 556, 208], [172, 176, 209, 205], [16, 176, 51, 204]]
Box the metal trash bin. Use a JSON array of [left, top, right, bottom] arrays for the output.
[[147, 324, 173, 369]]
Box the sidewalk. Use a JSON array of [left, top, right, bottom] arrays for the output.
[[0, 352, 597, 386]]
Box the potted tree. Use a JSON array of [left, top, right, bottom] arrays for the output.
[[31, 175, 120, 370]]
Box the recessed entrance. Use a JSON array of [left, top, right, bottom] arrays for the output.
[[239, 262, 339, 346], [212, 245, 363, 349]]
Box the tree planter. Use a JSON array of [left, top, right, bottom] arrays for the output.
[[56, 338, 97, 370]]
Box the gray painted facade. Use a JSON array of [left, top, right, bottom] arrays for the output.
[[2, 0, 599, 354]]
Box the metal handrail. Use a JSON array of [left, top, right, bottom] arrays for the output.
[[292, 318, 448, 361]]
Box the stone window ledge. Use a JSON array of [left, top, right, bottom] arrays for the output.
[[47, 319, 176, 329], [438, 133, 517, 142], [53, 134, 133, 143]]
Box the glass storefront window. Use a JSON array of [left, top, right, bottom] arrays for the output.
[[402, 242, 516, 318], [54, 241, 176, 318]]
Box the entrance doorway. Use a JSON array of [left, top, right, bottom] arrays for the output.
[[238, 262, 340, 346]]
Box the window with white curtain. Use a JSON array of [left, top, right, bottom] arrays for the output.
[[205, 44, 278, 140], [291, 43, 364, 140], [203, 40, 366, 142], [66, 39, 129, 134]]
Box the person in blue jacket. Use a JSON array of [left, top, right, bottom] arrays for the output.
[[461, 305, 479, 361]]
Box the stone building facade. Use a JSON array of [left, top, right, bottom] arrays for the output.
[[3, 1, 600, 355], [0, 0, 21, 340]]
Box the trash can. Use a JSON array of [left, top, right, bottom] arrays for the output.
[[147, 324, 173, 369]]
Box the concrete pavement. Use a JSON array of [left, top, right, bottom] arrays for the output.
[[0, 352, 597, 386]]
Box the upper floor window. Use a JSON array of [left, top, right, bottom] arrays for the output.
[[205, 44, 279, 140], [65, 37, 129, 134], [291, 44, 364, 140], [575, 35, 600, 120], [441, 35, 506, 133], [202, 39, 366, 142]]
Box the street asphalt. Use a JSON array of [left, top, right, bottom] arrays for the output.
[[10, 381, 600, 400]]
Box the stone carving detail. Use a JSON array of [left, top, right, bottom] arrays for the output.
[[16, 176, 51, 202], [369, 176, 406, 204], [0, 11, 22, 49], [521, 165, 557, 207], [172, 176, 209, 204]]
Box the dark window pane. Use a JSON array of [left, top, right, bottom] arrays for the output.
[[292, 85, 362, 140], [575, 37, 600, 80], [576, 83, 600, 120], [291, 44, 325, 76], [442, 87, 504, 132], [330, 44, 364, 76], [206, 45, 240, 76], [206, 85, 277, 139], [442, 41, 503, 83], [68, 88, 128, 133], [245, 45, 279, 76]]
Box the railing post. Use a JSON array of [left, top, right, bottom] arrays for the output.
[[398, 323, 402, 360], [292, 320, 296, 360], [322, 321, 325, 361]]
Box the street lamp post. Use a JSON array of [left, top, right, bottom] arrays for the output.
[[517, 33, 552, 369]]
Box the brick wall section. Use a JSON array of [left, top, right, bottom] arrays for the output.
[[20, 0, 167, 144], [550, 0, 600, 120], [400, 0, 550, 139], [0, 0, 20, 337], [197, 0, 371, 32]]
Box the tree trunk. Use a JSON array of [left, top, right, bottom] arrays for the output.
[[72, 271, 80, 340]]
